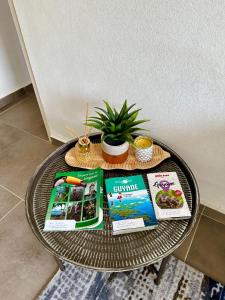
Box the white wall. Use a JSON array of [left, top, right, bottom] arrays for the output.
[[0, 0, 30, 98], [11, 0, 225, 213]]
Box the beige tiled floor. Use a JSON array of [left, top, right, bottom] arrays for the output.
[[0, 202, 57, 300], [173, 206, 225, 284], [0, 91, 224, 299], [186, 215, 225, 284], [1, 95, 48, 140], [0, 95, 57, 300]]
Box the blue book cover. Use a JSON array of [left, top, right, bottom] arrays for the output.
[[105, 175, 158, 234]]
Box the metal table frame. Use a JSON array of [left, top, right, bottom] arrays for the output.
[[25, 135, 200, 279]]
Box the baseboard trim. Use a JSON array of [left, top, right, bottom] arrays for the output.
[[0, 84, 34, 111], [50, 137, 65, 146]]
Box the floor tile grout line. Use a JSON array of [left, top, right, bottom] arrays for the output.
[[0, 199, 23, 223], [184, 206, 205, 262], [201, 206, 205, 215], [0, 184, 25, 202], [1, 121, 50, 144]]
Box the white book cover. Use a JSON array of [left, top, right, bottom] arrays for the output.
[[147, 172, 191, 220]]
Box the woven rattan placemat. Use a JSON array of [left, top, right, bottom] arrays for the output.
[[65, 143, 170, 170]]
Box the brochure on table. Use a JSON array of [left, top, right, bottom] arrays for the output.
[[147, 172, 191, 220], [44, 168, 103, 231], [105, 175, 158, 234]]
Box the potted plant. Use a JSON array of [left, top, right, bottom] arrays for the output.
[[86, 100, 149, 164]]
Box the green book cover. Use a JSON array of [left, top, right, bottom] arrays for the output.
[[105, 175, 158, 234], [44, 168, 104, 231]]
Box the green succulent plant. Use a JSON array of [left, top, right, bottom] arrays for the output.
[[86, 100, 149, 145]]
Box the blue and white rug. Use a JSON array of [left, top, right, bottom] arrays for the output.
[[39, 256, 225, 300]]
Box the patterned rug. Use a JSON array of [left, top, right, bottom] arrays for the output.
[[39, 256, 225, 300]]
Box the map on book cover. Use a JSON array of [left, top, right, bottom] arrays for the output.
[[44, 168, 104, 231], [105, 175, 157, 234]]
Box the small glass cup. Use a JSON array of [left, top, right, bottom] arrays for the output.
[[133, 136, 153, 162], [74, 136, 91, 163], [78, 136, 90, 153]]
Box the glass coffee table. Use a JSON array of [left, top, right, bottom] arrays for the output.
[[25, 134, 199, 282]]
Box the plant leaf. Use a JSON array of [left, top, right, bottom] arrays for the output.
[[87, 119, 103, 126], [114, 108, 119, 120], [127, 109, 142, 121], [128, 119, 150, 127], [96, 112, 109, 121], [103, 100, 115, 121], [125, 127, 148, 133], [95, 107, 109, 118], [85, 122, 102, 130], [127, 103, 136, 112], [117, 100, 128, 121], [88, 116, 103, 121]]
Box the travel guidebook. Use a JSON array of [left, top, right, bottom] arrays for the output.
[[44, 168, 104, 231], [147, 172, 191, 220], [105, 175, 158, 235]]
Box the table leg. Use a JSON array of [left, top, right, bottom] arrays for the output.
[[144, 255, 170, 285], [153, 255, 170, 285], [107, 256, 170, 287], [55, 256, 65, 271]]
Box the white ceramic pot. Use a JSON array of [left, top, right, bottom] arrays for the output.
[[101, 140, 129, 164]]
